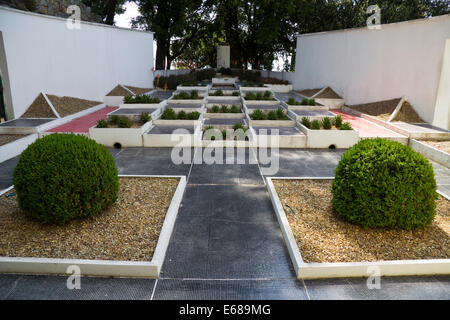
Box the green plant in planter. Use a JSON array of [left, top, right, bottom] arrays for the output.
[[220, 105, 229, 113], [161, 108, 177, 120], [173, 91, 190, 100], [230, 105, 239, 113], [13, 134, 119, 225], [334, 115, 343, 128], [308, 99, 316, 106], [339, 122, 353, 130], [118, 116, 132, 128], [140, 113, 151, 124], [190, 90, 199, 99], [322, 117, 332, 130], [187, 111, 200, 120], [301, 117, 311, 128], [301, 98, 309, 105], [255, 92, 263, 100], [212, 90, 223, 96], [311, 119, 321, 130], [245, 92, 256, 100], [124, 95, 160, 104], [251, 109, 267, 120], [276, 108, 288, 120], [232, 92, 239, 96], [233, 123, 245, 131], [287, 97, 300, 105], [177, 110, 187, 120], [110, 115, 120, 125], [263, 90, 272, 99], [332, 138, 437, 230], [210, 105, 220, 113], [96, 119, 108, 128], [267, 110, 277, 120]]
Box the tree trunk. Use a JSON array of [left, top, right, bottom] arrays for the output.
[[155, 39, 170, 70], [105, 0, 117, 25]]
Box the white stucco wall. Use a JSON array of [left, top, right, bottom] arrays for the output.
[[294, 15, 450, 129], [0, 6, 154, 118]]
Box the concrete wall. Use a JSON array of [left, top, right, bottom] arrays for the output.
[[294, 15, 450, 129], [0, 6, 154, 119]]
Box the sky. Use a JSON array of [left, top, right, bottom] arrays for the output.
[[114, 2, 288, 71]]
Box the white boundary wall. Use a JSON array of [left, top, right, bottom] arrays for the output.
[[294, 15, 450, 129], [0, 6, 154, 119]]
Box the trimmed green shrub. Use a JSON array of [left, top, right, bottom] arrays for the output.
[[308, 99, 316, 106], [340, 122, 353, 130], [287, 97, 300, 105], [263, 91, 271, 99], [210, 105, 220, 113], [190, 90, 199, 99], [311, 119, 321, 130], [301, 98, 309, 105], [140, 112, 151, 124], [110, 115, 120, 125], [322, 117, 332, 130], [230, 105, 239, 113], [331, 139, 437, 230], [233, 123, 245, 131], [124, 95, 160, 104], [13, 134, 119, 225], [172, 91, 190, 100], [211, 90, 224, 96], [334, 115, 343, 128], [267, 111, 277, 120], [301, 117, 311, 128], [220, 105, 229, 113], [177, 110, 187, 120], [276, 108, 288, 120], [118, 116, 132, 128], [232, 92, 239, 96], [187, 111, 200, 120], [245, 92, 256, 100], [96, 119, 108, 128], [161, 108, 177, 120], [250, 109, 267, 120]]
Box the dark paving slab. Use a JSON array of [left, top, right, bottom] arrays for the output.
[[153, 279, 308, 300], [0, 118, 54, 127], [292, 110, 336, 117], [189, 164, 263, 185], [275, 92, 306, 102], [161, 184, 295, 279], [149, 90, 173, 101], [109, 108, 157, 115], [0, 156, 19, 189], [0, 275, 154, 300], [116, 156, 191, 176], [304, 276, 450, 300], [147, 125, 196, 134], [253, 126, 303, 136], [206, 99, 241, 105], [167, 103, 203, 109], [246, 104, 284, 110], [204, 118, 246, 126]]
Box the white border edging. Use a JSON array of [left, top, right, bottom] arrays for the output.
[[0, 175, 187, 278], [0, 134, 38, 163], [266, 177, 450, 279], [409, 139, 450, 168]]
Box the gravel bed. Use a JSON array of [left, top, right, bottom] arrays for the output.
[[273, 179, 450, 263], [125, 86, 153, 95], [0, 134, 29, 146], [20, 93, 57, 118], [106, 85, 130, 96], [0, 177, 179, 261], [315, 87, 342, 99], [421, 140, 450, 154], [347, 99, 424, 123], [297, 89, 321, 97], [47, 95, 101, 117]]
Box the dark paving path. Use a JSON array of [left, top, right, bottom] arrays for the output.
[[0, 148, 449, 299]]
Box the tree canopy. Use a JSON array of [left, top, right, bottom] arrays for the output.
[[130, 0, 450, 70]]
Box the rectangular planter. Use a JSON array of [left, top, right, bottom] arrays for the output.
[[315, 98, 345, 109], [88, 121, 153, 147], [168, 98, 206, 105], [263, 84, 293, 93], [266, 177, 450, 279], [245, 113, 295, 127], [176, 85, 209, 92], [297, 122, 359, 149], [143, 125, 202, 147], [0, 175, 187, 278], [212, 77, 238, 85], [250, 127, 306, 149], [153, 113, 203, 127], [204, 113, 245, 119]]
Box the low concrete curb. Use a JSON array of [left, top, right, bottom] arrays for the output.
[[266, 177, 450, 279], [0, 175, 187, 278], [0, 134, 38, 163], [409, 139, 450, 168]]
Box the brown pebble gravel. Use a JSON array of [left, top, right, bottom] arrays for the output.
[[106, 85, 131, 96], [125, 86, 153, 95], [297, 88, 321, 98], [273, 179, 450, 263], [47, 95, 101, 117], [0, 177, 179, 261], [20, 93, 57, 118], [315, 87, 342, 99], [421, 141, 450, 154], [0, 134, 29, 147]]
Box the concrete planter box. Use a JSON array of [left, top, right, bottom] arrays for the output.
[[176, 85, 209, 92], [88, 121, 153, 147], [108, 108, 162, 123], [245, 113, 294, 127], [209, 89, 239, 96], [207, 96, 241, 104], [212, 77, 238, 85], [298, 122, 359, 149], [0, 175, 187, 278], [409, 139, 450, 168], [266, 177, 450, 279], [201, 139, 252, 148], [0, 134, 38, 163], [168, 97, 206, 104], [239, 87, 271, 93], [264, 84, 293, 93], [204, 112, 245, 119], [281, 100, 329, 111], [243, 99, 279, 106], [153, 113, 203, 127], [315, 98, 345, 109], [104, 96, 124, 107], [119, 102, 164, 109], [0, 118, 57, 134], [164, 104, 204, 113], [288, 109, 337, 122], [250, 127, 306, 148], [143, 126, 202, 147]]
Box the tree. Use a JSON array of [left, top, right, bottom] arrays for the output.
[[81, 0, 127, 25], [132, 0, 215, 70]]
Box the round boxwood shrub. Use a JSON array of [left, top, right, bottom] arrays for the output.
[[13, 134, 119, 225], [331, 138, 437, 230]]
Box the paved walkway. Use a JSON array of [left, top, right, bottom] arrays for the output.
[[0, 148, 449, 299]]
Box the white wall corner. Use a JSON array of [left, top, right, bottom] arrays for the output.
[[432, 39, 450, 130]]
